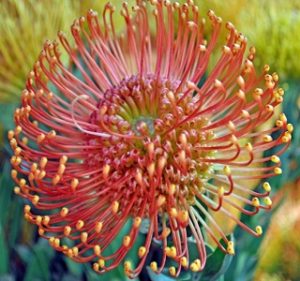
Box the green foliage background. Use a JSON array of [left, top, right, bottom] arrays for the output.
[[0, 1, 299, 281]]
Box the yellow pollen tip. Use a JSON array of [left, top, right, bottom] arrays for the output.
[[287, 123, 294, 133], [263, 135, 272, 142], [72, 247, 79, 257], [133, 217, 142, 228], [150, 261, 158, 272], [161, 227, 171, 239], [169, 208, 178, 218], [227, 241, 235, 255], [123, 236, 131, 247], [102, 164, 110, 179], [14, 187, 20, 194], [178, 210, 189, 224], [81, 232, 88, 243], [263, 182, 271, 192], [169, 266, 176, 276], [252, 197, 260, 207], [71, 178, 79, 191], [264, 197, 272, 206], [60, 155, 68, 164], [223, 165, 231, 176], [32, 195, 40, 205], [64, 226, 71, 236], [95, 222, 103, 233], [190, 261, 200, 272], [124, 260, 132, 271], [256, 226, 263, 235], [76, 220, 84, 230], [98, 259, 105, 268], [218, 186, 224, 197], [245, 142, 253, 151], [156, 195, 166, 208], [271, 155, 280, 163], [138, 246, 147, 258], [180, 257, 188, 267], [279, 113, 287, 122], [94, 245, 101, 256], [274, 167, 282, 175], [93, 263, 99, 272], [147, 162, 155, 178], [111, 201, 119, 214], [168, 183, 176, 195], [60, 207, 69, 217]]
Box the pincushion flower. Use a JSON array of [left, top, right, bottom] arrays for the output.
[[9, 0, 292, 278]]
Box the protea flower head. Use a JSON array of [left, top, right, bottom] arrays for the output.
[[9, 0, 292, 278]]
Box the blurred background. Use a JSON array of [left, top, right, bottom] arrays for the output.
[[0, 0, 299, 280]]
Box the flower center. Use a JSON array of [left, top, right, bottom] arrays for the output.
[[87, 74, 214, 216]]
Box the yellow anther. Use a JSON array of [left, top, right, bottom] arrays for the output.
[[150, 261, 158, 272], [263, 135, 272, 142], [64, 226, 72, 236], [168, 183, 176, 195], [93, 263, 99, 271], [256, 226, 263, 235], [32, 195, 39, 205], [124, 260, 132, 271], [264, 197, 272, 206], [167, 91, 176, 103], [263, 182, 271, 192], [218, 186, 224, 197], [43, 216, 50, 225], [265, 104, 274, 112], [123, 236, 131, 247], [135, 169, 143, 186], [169, 208, 178, 218], [11, 169, 18, 179], [36, 215, 42, 225], [98, 259, 105, 268], [19, 178, 26, 188], [37, 133, 45, 143], [81, 232, 88, 243], [179, 133, 187, 146], [274, 167, 282, 175], [94, 245, 101, 256], [279, 113, 287, 122], [54, 238, 60, 248], [180, 257, 188, 267], [169, 246, 177, 258], [271, 155, 280, 163], [287, 123, 294, 133], [52, 174, 61, 185], [178, 210, 189, 224], [102, 164, 110, 179], [71, 178, 79, 191], [190, 262, 200, 272], [14, 187, 20, 194], [223, 165, 231, 176], [60, 207, 69, 217], [158, 156, 167, 171], [282, 132, 291, 143], [227, 241, 235, 255], [138, 246, 147, 258], [227, 121, 235, 131], [169, 266, 176, 276], [72, 247, 79, 257], [133, 217, 142, 228], [245, 143, 253, 151], [24, 205, 31, 213], [8, 130, 14, 140], [59, 155, 68, 165], [252, 197, 260, 207], [156, 195, 166, 207], [76, 220, 84, 230], [162, 227, 171, 239], [111, 201, 119, 214], [38, 228, 45, 236], [147, 162, 155, 178], [58, 164, 66, 175], [95, 222, 103, 233]]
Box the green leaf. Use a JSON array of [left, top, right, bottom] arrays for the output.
[[23, 239, 54, 281], [0, 224, 9, 275]]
